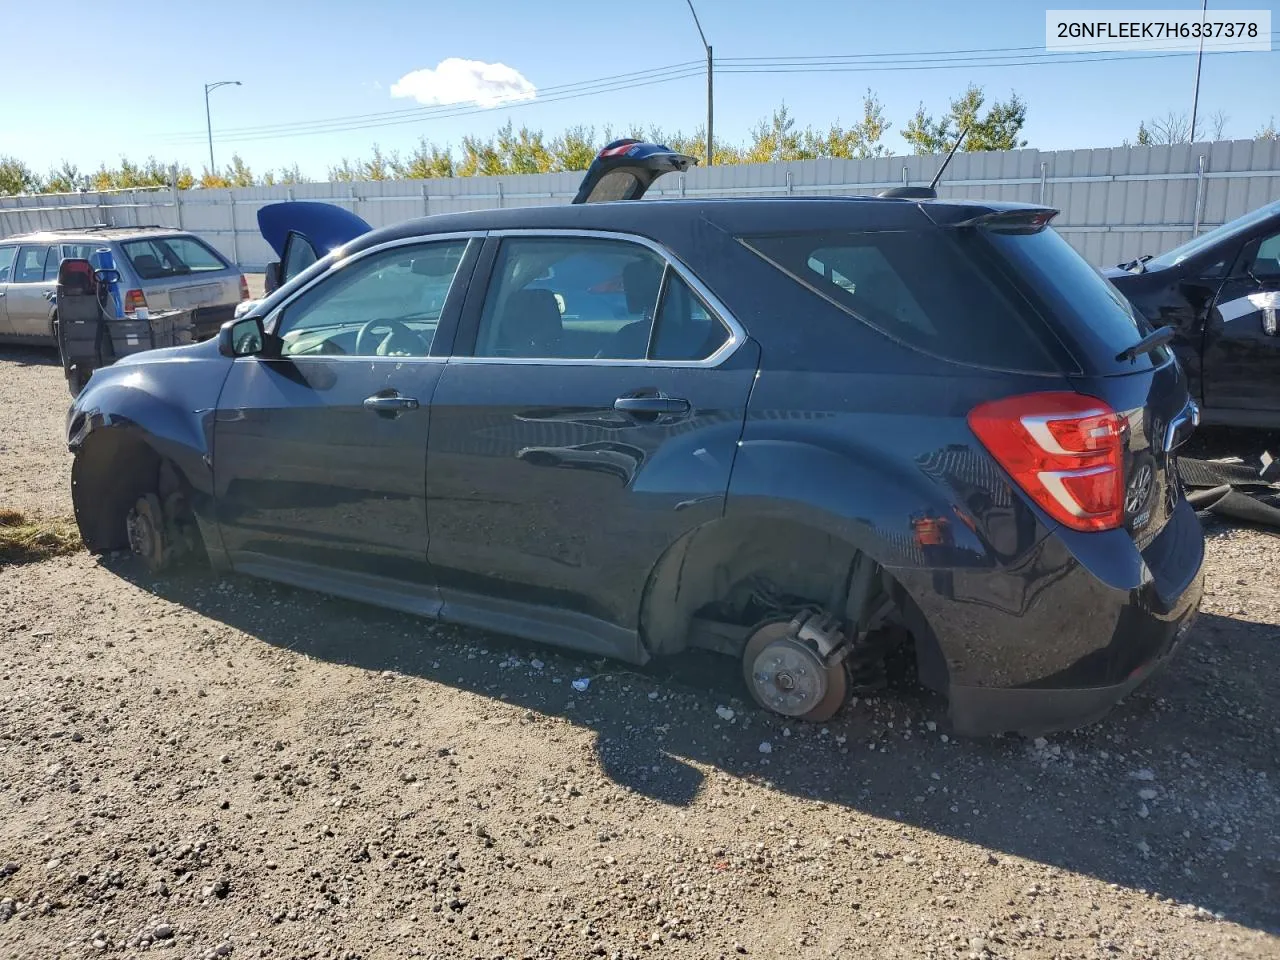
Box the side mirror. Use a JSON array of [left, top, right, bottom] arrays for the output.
[[264, 261, 281, 294], [219, 316, 266, 358]]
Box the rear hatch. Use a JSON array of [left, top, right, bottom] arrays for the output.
[[961, 211, 1196, 546], [571, 140, 697, 204], [118, 234, 241, 316]]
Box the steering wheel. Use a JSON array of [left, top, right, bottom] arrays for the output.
[[355, 317, 416, 356]]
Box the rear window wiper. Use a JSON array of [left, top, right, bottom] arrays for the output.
[[1116, 324, 1174, 363]]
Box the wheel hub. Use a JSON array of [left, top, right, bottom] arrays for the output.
[[126, 494, 166, 570], [748, 635, 828, 717]]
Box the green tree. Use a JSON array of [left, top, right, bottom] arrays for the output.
[[44, 161, 85, 193], [457, 134, 503, 177], [361, 144, 397, 181], [495, 122, 554, 174], [549, 125, 597, 172], [327, 158, 360, 183], [399, 139, 455, 179], [902, 85, 1028, 154], [745, 103, 802, 164], [1136, 121, 1153, 146], [1259, 117, 1279, 141], [0, 157, 40, 195]]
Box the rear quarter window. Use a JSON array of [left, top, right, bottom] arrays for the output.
[[741, 228, 1060, 372]]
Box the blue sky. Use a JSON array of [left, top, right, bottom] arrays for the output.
[[3, 0, 1277, 179]]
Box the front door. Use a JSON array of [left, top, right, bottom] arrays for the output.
[[213, 236, 477, 610], [6, 244, 55, 338], [1202, 230, 1280, 415], [425, 233, 758, 656], [0, 246, 16, 336]]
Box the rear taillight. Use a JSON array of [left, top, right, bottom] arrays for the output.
[[124, 289, 147, 313], [968, 392, 1124, 532], [239, 274, 250, 301]]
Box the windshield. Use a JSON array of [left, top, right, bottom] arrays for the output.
[[1146, 199, 1280, 270]]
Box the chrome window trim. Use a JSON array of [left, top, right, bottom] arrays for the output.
[[255, 231, 481, 363], [449, 228, 747, 369]]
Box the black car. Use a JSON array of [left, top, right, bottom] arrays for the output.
[[66, 143, 1204, 737], [1106, 198, 1280, 428]]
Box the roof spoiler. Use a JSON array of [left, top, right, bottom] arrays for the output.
[[947, 208, 1060, 233], [879, 127, 969, 200]]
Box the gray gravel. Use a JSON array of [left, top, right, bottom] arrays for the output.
[[1, 347, 1277, 959]]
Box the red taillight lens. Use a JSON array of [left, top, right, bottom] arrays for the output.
[[968, 392, 1125, 532], [124, 289, 147, 312], [239, 274, 250, 301]]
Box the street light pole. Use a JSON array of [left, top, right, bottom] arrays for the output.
[[204, 81, 242, 174], [684, 0, 713, 166], [1189, 0, 1207, 141]]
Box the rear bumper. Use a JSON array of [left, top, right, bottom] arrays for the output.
[[947, 607, 1196, 736], [895, 497, 1205, 737]]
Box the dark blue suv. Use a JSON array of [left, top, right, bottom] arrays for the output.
[[66, 144, 1204, 736]]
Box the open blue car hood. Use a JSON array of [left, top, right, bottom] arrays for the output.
[[256, 201, 371, 258]]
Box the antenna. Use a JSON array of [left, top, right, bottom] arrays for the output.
[[929, 126, 970, 192], [878, 126, 971, 200]]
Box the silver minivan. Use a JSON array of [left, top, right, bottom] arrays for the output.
[[0, 227, 247, 345]]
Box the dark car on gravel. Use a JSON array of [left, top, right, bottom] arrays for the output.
[[65, 142, 1205, 737], [1106, 198, 1280, 428]]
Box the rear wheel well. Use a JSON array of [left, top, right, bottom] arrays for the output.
[[639, 517, 949, 692], [71, 430, 167, 553]]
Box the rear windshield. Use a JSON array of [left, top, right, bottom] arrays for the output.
[[121, 236, 228, 280], [741, 228, 1059, 372], [981, 226, 1162, 369]]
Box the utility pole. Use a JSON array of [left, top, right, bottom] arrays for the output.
[[685, 0, 713, 165], [204, 81, 242, 175], [1189, 0, 1207, 141]]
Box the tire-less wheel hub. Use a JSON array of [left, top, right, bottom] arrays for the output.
[[749, 635, 828, 717], [126, 494, 166, 570]]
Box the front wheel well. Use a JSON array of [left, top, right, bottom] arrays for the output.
[[71, 430, 165, 553]]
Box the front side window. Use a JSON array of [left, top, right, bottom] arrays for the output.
[[475, 237, 729, 362], [121, 236, 228, 279], [13, 245, 52, 283], [1248, 233, 1280, 279], [274, 240, 467, 358]]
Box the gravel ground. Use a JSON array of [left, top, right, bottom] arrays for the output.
[[1, 345, 1277, 960]]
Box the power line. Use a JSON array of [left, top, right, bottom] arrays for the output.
[[168, 43, 1277, 148], [162, 68, 707, 146], [162, 61, 703, 142]]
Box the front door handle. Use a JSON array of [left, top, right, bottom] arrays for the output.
[[614, 395, 690, 416], [363, 393, 420, 413]]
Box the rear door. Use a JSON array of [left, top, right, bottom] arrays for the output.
[[424, 231, 757, 654], [6, 244, 55, 338], [1200, 228, 1280, 416], [214, 235, 478, 607]]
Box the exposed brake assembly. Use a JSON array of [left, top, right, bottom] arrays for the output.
[[125, 464, 201, 572]]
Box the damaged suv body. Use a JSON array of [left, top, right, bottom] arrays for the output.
[[66, 145, 1204, 736]]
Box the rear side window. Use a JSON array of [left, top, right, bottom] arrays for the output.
[[121, 236, 228, 279], [0, 247, 14, 283], [742, 229, 1058, 372]]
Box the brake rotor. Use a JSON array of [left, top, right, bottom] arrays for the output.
[[126, 493, 166, 571], [742, 619, 849, 722]]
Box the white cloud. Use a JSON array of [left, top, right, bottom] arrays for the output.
[[390, 58, 536, 109]]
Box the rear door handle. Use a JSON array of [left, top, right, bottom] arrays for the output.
[[614, 395, 690, 415], [363, 393, 420, 412]]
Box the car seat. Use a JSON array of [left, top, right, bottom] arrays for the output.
[[497, 289, 563, 357]]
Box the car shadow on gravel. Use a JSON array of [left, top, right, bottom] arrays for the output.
[[0, 345, 59, 367], [106, 557, 1279, 934]]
